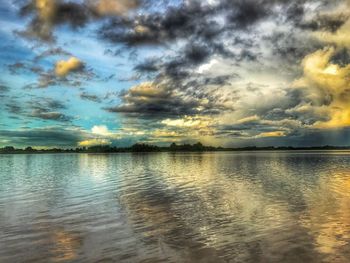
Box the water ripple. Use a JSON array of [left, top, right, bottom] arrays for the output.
[[1, 152, 350, 262]]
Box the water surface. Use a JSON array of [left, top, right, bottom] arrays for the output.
[[1, 152, 350, 262]]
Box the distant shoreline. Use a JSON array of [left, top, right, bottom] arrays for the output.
[[1, 143, 350, 154]]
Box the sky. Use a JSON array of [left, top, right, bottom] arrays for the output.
[[1, 0, 350, 148]]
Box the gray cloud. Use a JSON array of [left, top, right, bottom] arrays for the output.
[[80, 92, 102, 103], [5, 103, 23, 115], [34, 47, 72, 61], [0, 84, 10, 93], [26, 97, 72, 122], [8, 0, 350, 147], [18, 1, 92, 42], [17, 0, 143, 42], [0, 127, 87, 147], [104, 79, 234, 120], [4, 97, 72, 122], [28, 110, 72, 121]]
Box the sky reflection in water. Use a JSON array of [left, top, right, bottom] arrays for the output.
[[1, 152, 350, 262]]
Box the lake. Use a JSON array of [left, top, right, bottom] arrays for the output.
[[1, 152, 350, 262]]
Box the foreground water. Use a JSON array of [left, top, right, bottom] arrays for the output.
[[1, 152, 350, 262]]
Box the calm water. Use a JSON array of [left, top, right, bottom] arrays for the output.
[[1, 152, 350, 262]]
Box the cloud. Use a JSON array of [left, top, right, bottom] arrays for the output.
[[104, 82, 210, 118], [8, 62, 44, 75], [17, 0, 141, 42], [55, 57, 84, 77], [18, 0, 56, 42], [5, 103, 23, 115], [79, 125, 120, 146], [78, 138, 111, 147], [18, 0, 92, 42], [7, 0, 350, 147], [35, 0, 56, 22], [161, 116, 210, 128], [257, 131, 286, 138], [92, 0, 140, 16], [80, 92, 102, 103], [293, 47, 350, 128], [91, 125, 110, 136], [314, 19, 350, 47], [4, 97, 72, 122], [0, 84, 10, 93], [28, 110, 71, 122], [99, 0, 279, 46], [0, 127, 88, 147], [299, 13, 349, 33], [34, 47, 71, 61], [26, 97, 72, 122]]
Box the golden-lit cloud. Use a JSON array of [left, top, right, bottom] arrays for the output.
[[93, 0, 139, 16], [294, 47, 350, 128], [161, 116, 212, 129], [78, 138, 111, 147], [128, 82, 169, 98], [236, 115, 260, 124], [36, 0, 139, 20], [151, 130, 182, 139], [36, 0, 56, 22], [134, 25, 150, 34], [55, 57, 83, 77], [257, 131, 286, 138]]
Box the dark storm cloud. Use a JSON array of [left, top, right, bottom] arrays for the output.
[[224, 0, 269, 29], [298, 13, 349, 33], [99, 0, 282, 46], [53, 2, 91, 27], [15, 0, 334, 88], [99, 0, 326, 87], [98, 0, 332, 49], [330, 48, 350, 66], [17, 1, 92, 42], [9, 0, 350, 147], [215, 115, 297, 135], [134, 59, 160, 73], [99, 1, 215, 46], [135, 42, 234, 83], [17, 0, 144, 42], [17, 0, 294, 45], [184, 75, 234, 88], [104, 82, 227, 119], [267, 31, 323, 66], [98, 0, 265, 82], [104, 84, 200, 118], [217, 127, 350, 147]]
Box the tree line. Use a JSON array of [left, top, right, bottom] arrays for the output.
[[1, 143, 350, 154]]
